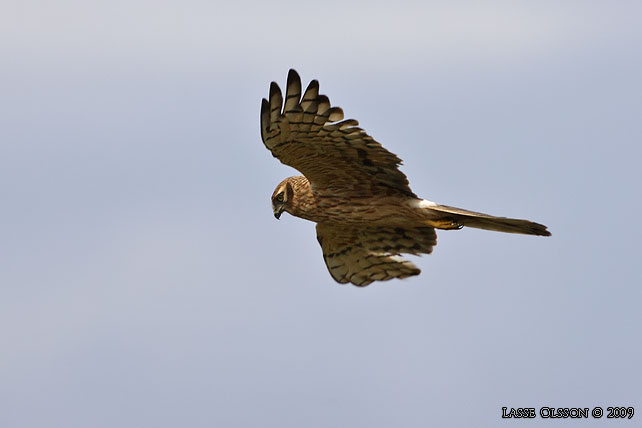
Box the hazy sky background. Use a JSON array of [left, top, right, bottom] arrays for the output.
[[1, 1, 641, 427]]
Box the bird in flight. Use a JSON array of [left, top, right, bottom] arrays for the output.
[[261, 69, 550, 286]]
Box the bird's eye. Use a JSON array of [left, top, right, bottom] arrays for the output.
[[275, 193, 284, 202]]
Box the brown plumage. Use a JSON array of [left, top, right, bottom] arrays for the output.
[[262, 69, 550, 287]]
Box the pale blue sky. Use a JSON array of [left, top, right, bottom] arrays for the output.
[[1, 1, 641, 427]]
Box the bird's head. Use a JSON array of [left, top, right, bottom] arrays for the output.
[[271, 178, 295, 219]]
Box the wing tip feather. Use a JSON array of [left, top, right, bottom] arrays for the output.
[[287, 69, 300, 85]]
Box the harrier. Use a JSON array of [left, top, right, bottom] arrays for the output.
[[261, 69, 550, 286]]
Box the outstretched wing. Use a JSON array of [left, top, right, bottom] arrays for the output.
[[260, 69, 416, 198], [316, 223, 437, 286]]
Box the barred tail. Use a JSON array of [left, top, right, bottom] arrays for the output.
[[429, 204, 551, 236]]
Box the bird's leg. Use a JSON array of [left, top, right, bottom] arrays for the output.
[[426, 218, 464, 230]]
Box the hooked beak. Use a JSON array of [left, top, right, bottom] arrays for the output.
[[273, 205, 284, 220]]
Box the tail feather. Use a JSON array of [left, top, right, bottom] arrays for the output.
[[430, 204, 551, 236]]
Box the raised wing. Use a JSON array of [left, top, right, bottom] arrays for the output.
[[261, 69, 416, 198], [316, 223, 437, 286]]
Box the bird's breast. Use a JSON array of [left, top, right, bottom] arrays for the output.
[[292, 193, 417, 226]]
